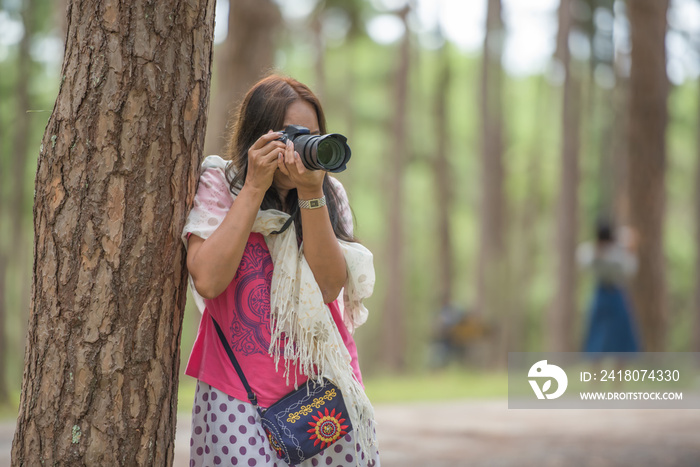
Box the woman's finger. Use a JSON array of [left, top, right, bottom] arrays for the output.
[[254, 141, 286, 164], [284, 140, 295, 166], [293, 151, 306, 173], [250, 131, 284, 151], [277, 152, 290, 176]]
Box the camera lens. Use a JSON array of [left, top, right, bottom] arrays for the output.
[[280, 125, 351, 172], [317, 137, 344, 168]]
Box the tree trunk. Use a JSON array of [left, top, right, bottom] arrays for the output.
[[13, 0, 36, 369], [0, 252, 7, 405], [312, 9, 326, 102], [0, 66, 6, 408], [11, 0, 215, 464], [626, 0, 669, 352], [612, 47, 631, 225], [0, 0, 35, 407], [381, 6, 410, 371], [434, 43, 453, 309], [693, 75, 700, 353], [512, 77, 548, 353], [477, 0, 508, 364], [550, 0, 581, 352], [203, 0, 280, 157]]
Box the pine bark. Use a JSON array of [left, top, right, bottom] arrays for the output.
[[11, 0, 215, 464], [626, 0, 669, 352]]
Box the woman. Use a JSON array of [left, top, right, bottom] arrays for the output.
[[181, 75, 379, 466], [579, 220, 641, 354]]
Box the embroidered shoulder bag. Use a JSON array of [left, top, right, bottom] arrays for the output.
[[210, 315, 353, 465]]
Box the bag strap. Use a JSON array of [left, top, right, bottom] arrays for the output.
[[210, 314, 259, 408]]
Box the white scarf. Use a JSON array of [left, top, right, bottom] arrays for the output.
[[183, 156, 377, 461]]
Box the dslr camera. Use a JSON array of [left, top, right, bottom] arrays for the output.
[[277, 125, 351, 173]]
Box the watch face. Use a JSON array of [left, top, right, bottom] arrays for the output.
[[310, 200, 320, 208]]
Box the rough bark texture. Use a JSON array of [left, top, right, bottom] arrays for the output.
[[380, 6, 410, 371], [477, 0, 508, 364], [550, 0, 580, 352], [626, 0, 669, 352], [11, 0, 215, 464], [203, 0, 280, 157]]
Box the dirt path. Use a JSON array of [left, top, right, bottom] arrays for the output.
[[3, 399, 699, 466]]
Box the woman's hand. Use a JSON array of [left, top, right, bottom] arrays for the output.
[[277, 139, 326, 196], [245, 131, 287, 193]]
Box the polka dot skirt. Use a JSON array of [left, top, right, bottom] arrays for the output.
[[190, 381, 380, 467]]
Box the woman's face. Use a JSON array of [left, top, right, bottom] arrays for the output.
[[272, 99, 321, 194]]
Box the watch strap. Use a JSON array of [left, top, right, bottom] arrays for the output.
[[298, 196, 326, 210]]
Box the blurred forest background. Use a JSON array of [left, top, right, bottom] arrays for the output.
[[1, 0, 700, 410]]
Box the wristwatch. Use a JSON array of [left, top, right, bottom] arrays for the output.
[[298, 196, 326, 210]]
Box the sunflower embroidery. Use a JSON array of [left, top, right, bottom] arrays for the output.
[[306, 407, 349, 449]]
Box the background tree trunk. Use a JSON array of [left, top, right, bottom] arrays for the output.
[[512, 76, 548, 353], [312, 8, 326, 102], [478, 0, 508, 364], [203, 0, 280, 157], [434, 42, 453, 309], [0, 0, 35, 407], [626, 0, 669, 352], [612, 46, 631, 225], [380, 6, 410, 371], [694, 75, 700, 353], [0, 252, 7, 405], [549, 0, 581, 352], [11, 0, 215, 464]]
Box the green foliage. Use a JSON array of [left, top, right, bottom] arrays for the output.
[[363, 368, 509, 403]]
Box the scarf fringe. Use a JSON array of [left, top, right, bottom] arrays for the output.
[[264, 219, 378, 464]]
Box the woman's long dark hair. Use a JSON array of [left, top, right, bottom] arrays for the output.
[[225, 74, 355, 243]]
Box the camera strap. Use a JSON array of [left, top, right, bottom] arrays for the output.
[[270, 215, 294, 235]]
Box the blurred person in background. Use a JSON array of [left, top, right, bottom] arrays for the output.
[[578, 219, 642, 355]]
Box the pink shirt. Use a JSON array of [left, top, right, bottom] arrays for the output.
[[184, 168, 361, 407]]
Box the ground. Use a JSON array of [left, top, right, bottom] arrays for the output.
[[2, 399, 698, 466]]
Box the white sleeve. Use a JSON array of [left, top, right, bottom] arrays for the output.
[[181, 159, 234, 248]]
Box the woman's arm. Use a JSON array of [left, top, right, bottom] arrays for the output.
[[187, 131, 286, 299], [297, 185, 347, 303], [187, 184, 265, 299], [279, 140, 347, 303]]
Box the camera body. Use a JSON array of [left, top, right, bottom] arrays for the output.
[[278, 125, 351, 173], [277, 124, 312, 144]]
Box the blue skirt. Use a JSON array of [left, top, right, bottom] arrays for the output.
[[583, 284, 640, 353]]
